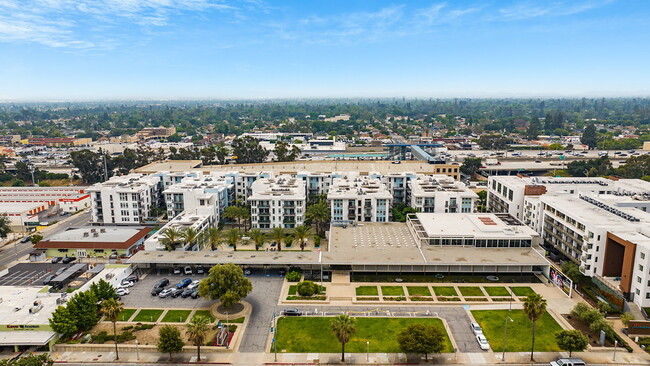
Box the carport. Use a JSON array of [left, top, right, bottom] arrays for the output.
[[50, 263, 87, 289]]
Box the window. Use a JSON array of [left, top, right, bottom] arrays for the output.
[[646, 293, 650, 299], [642, 252, 646, 260], [637, 276, 642, 284], [640, 264, 644, 272]]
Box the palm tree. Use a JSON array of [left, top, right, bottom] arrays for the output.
[[160, 227, 182, 251], [292, 225, 313, 251], [206, 227, 223, 251], [523, 293, 547, 361], [330, 313, 356, 362], [306, 201, 330, 237], [181, 227, 200, 250], [225, 228, 241, 251], [269, 227, 286, 251], [100, 298, 124, 360], [186, 316, 210, 361], [248, 229, 266, 251]]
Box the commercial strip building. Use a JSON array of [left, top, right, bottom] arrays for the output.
[[34, 226, 151, 259], [0, 187, 90, 216]]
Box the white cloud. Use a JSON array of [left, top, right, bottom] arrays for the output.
[[496, 0, 614, 21]]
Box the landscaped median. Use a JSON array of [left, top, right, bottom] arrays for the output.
[[274, 317, 454, 353], [352, 284, 534, 303]]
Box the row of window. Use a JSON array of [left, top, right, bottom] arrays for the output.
[[427, 238, 532, 247]]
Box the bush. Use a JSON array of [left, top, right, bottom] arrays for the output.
[[297, 281, 318, 296], [228, 324, 238, 332], [92, 331, 109, 343], [122, 326, 134, 331], [313, 236, 321, 248], [582, 308, 604, 324], [134, 324, 154, 331], [117, 331, 135, 343], [286, 270, 302, 282], [570, 303, 591, 319], [589, 318, 613, 336]]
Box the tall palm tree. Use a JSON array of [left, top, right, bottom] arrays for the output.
[[330, 313, 356, 362], [100, 298, 124, 360], [292, 225, 313, 251], [269, 227, 286, 251], [248, 229, 266, 251], [186, 316, 210, 361], [160, 227, 182, 251], [225, 228, 241, 251], [523, 293, 547, 361], [306, 201, 330, 237], [206, 227, 223, 251], [181, 227, 200, 250]]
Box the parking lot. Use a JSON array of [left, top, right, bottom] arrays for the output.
[[0, 262, 73, 286], [121, 270, 214, 309]]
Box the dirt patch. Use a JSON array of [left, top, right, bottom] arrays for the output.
[[562, 314, 614, 347], [90, 322, 219, 347]]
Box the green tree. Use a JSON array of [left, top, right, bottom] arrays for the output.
[[90, 278, 117, 302], [66, 290, 101, 331], [186, 316, 210, 361], [548, 143, 564, 150], [160, 227, 182, 251], [0, 214, 12, 240], [223, 205, 249, 230], [477, 134, 512, 150], [555, 329, 588, 356], [566, 156, 613, 177], [231, 136, 269, 164], [476, 190, 487, 212], [292, 225, 312, 251], [225, 228, 241, 251], [198, 263, 253, 308], [581, 124, 598, 149], [157, 325, 185, 361], [273, 140, 301, 162], [181, 227, 201, 250], [100, 298, 124, 360], [460, 157, 482, 177], [205, 227, 223, 251], [560, 262, 588, 285], [269, 227, 286, 251], [69, 149, 110, 184], [0, 354, 53, 366], [49, 305, 77, 336], [305, 201, 330, 237], [248, 228, 266, 251], [330, 314, 356, 362], [392, 203, 417, 222], [397, 323, 446, 360], [620, 312, 635, 329], [297, 280, 318, 296], [616, 155, 650, 178], [525, 116, 540, 140], [523, 293, 547, 361]]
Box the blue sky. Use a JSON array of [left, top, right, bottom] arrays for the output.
[[0, 0, 648, 100]]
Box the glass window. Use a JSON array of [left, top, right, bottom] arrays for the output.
[[475, 239, 486, 247]]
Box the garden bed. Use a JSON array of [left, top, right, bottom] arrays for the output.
[[562, 314, 615, 347]]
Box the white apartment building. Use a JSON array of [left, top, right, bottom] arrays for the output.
[[249, 175, 306, 229], [224, 171, 272, 204], [163, 173, 233, 221], [381, 172, 417, 205], [409, 174, 477, 213], [328, 175, 393, 223], [88, 174, 161, 225]]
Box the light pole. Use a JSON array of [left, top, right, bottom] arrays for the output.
[[135, 340, 139, 360], [502, 316, 513, 361], [613, 340, 618, 361], [273, 311, 278, 362], [366, 340, 370, 362]]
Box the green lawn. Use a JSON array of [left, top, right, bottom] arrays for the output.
[[220, 316, 245, 323], [509, 286, 536, 297], [356, 286, 379, 296], [191, 310, 216, 323], [132, 309, 164, 323], [381, 286, 405, 296], [472, 310, 563, 352], [288, 285, 297, 295], [484, 287, 511, 297], [161, 310, 192, 323], [275, 317, 453, 353], [117, 308, 137, 322], [407, 286, 431, 297], [432, 286, 458, 297], [458, 286, 484, 297]]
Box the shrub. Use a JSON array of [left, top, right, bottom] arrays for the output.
[[135, 324, 154, 331], [313, 236, 321, 248], [117, 331, 135, 343], [228, 324, 238, 332], [570, 303, 591, 319], [92, 331, 109, 343], [589, 318, 613, 336], [582, 309, 604, 324], [286, 271, 302, 282], [297, 281, 318, 296], [122, 325, 134, 331]]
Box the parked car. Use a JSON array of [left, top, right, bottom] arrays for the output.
[[62, 257, 77, 264], [116, 287, 129, 296], [154, 278, 170, 288], [181, 288, 195, 298], [476, 334, 490, 350], [391, 160, 401, 164], [170, 288, 184, 298], [121, 280, 135, 288], [151, 287, 164, 296], [123, 275, 139, 282], [20, 236, 32, 243], [195, 267, 205, 275], [283, 308, 302, 316], [191, 289, 200, 299], [184, 266, 193, 275], [187, 280, 200, 290], [158, 288, 174, 298], [470, 322, 483, 335], [55, 267, 66, 276], [550, 358, 586, 366], [173, 267, 182, 275], [42, 275, 55, 285], [51, 257, 62, 264], [176, 278, 192, 288]]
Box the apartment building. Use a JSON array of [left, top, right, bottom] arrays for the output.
[[249, 175, 306, 229], [380, 172, 416, 204], [224, 171, 272, 203], [409, 174, 477, 213], [163, 173, 233, 220], [136, 126, 176, 140], [88, 174, 162, 225], [328, 175, 393, 223]]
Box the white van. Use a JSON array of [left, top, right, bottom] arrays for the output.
[[550, 358, 586, 366]]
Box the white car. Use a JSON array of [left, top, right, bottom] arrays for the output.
[[470, 322, 483, 335], [120, 280, 135, 287], [158, 288, 174, 298], [116, 287, 129, 296], [187, 280, 200, 290], [476, 334, 490, 350]]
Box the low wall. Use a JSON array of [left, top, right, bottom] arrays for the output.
[[54, 343, 232, 353]]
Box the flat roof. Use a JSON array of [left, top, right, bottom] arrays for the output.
[[0, 286, 62, 344], [415, 213, 538, 239], [36, 226, 151, 250], [0, 201, 46, 213], [0, 331, 56, 346], [542, 194, 650, 227]]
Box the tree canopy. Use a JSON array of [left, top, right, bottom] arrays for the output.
[[397, 323, 446, 359], [157, 325, 185, 360], [198, 263, 253, 307], [555, 330, 589, 356]]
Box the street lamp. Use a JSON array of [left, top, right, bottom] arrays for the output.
[[273, 311, 278, 362], [366, 341, 370, 362], [135, 340, 139, 360], [613, 340, 618, 361], [502, 316, 513, 361]]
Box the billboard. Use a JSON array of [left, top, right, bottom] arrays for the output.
[[550, 265, 573, 297]]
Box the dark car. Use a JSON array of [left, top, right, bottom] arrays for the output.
[[170, 288, 184, 298], [191, 289, 200, 299], [124, 275, 139, 282], [51, 257, 62, 264], [181, 288, 194, 298], [62, 257, 77, 264], [42, 275, 55, 285], [154, 278, 170, 288], [176, 278, 192, 289], [20, 236, 32, 243], [151, 287, 164, 296], [195, 267, 205, 275], [283, 308, 302, 316]]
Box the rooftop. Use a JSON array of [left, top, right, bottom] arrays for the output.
[[541, 194, 650, 227], [414, 213, 539, 239], [0, 201, 46, 213], [0, 286, 62, 345], [36, 226, 151, 250]]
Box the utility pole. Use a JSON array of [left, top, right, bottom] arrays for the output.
[[103, 154, 109, 182]]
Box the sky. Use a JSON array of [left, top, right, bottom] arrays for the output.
[[0, 0, 649, 100]]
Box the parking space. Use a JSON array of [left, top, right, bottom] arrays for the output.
[[0, 262, 73, 286], [121, 271, 213, 309]]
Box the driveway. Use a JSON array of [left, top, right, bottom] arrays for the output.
[[238, 276, 284, 352]]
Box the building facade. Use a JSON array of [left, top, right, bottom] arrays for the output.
[[328, 175, 393, 223]]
